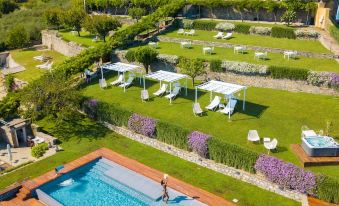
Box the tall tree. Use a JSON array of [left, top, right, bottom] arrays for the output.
[[44, 8, 64, 30], [178, 57, 205, 86], [63, 7, 87, 36], [82, 15, 121, 41], [281, 10, 296, 26], [234, 0, 247, 22], [264, 0, 281, 23], [128, 7, 146, 22], [0, 0, 18, 14], [303, 1, 317, 25], [134, 47, 158, 74], [6, 25, 30, 49]]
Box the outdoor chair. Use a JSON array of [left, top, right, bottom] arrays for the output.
[[214, 32, 224, 39], [153, 84, 168, 96], [247, 130, 260, 143], [111, 75, 124, 86], [193, 102, 203, 116], [141, 89, 149, 102], [99, 78, 108, 89], [36, 61, 49, 69], [119, 76, 134, 88], [205, 96, 221, 111], [165, 86, 181, 100], [185, 29, 195, 36], [254, 52, 268, 60], [177, 28, 185, 35], [219, 99, 237, 115], [222, 32, 233, 39], [264, 138, 278, 154]]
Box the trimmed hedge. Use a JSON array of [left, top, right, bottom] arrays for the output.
[[157, 120, 190, 150], [234, 24, 251, 34], [31, 143, 49, 158], [268, 66, 309, 80], [330, 25, 339, 44], [97, 102, 132, 127], [209, 59, 222, 72], [208, 138, 259, 173], [192, 20, 217, 31], [271, 27, 296, 39], [315, 175, 339, 204]]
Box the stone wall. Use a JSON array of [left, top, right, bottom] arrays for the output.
[[41, 30, 85, 57]]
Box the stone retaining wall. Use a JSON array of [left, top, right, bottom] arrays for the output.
[[157, 36, 339, 60], [103, 122, 307, 204], [41, 30, 85, 57]]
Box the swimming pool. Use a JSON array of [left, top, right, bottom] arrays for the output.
[[37, 158, 205, 206], [302, 136, 339, 157]]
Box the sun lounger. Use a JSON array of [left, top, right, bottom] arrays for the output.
[[222, 32, 233, 39], [214, 32, 224, 39], [111, 75, 124, 86], [177, 29, 184, 35], [247, 130, 260, 143], [36, 61, 49, 69], [193, 102, 203, 116], [119, 76, 134, 88], [205, 96, 221, 111], [165, 86, 180, 100], [99, 78, 108, 89], [141, 90, 149, 102], [184, 29, 195, 36], [219, 99, 237, 115], [264, 138, 278, 154], [153, 84, 168, 96]]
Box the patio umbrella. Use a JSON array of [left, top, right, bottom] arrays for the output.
[[7, 144, 12, 163]]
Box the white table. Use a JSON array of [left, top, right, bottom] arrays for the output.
[[234, 46, 245, 54], [263, 137, 271, 143], [254, 52, 267, 60], [284, 51, 297, 60], [180, 42, 191, 48], [302, 130, 317, 138], [203, 47, 212, 54], [148, 42, 158, 48]]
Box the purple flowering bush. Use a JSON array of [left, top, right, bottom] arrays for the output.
[[128, 113, 156, 137], [330, 73, 339, 89], [83, 99, 98, 119], [188, 131, 210, 158], [255, 155, 316, 194]]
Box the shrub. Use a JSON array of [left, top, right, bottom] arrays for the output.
[[4, 74, 14, 92], [234, 24, 251, 34], [315, 175, 339, 204], [188, 131, 210, 158], [125, 49, 136, 62], [98, 103, 132, 127], [306, 71, 339, 88], [330, 25, 339, 44], [182, 19, 194, 29], [268, 66, 309, 80], [208, 138, 259, 173], [128, 113, 156, 137], [295, 29, 319, 40], [83, 99, 98, 119], [222, 60, 268, 75], [249, 26, 271, 36], [209, 59, 222, 72], [330, 73, 339, 89], [156, 120, 190, 150], [215, 22, 235, 32], [31, 143, 49, 158], [255, 155, 316, 194], [271, 27, 296, 39], [192, 20, 217, 31]]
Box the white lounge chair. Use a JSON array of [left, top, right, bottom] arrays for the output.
[[119, 76, 134, 88], [247, 130, 260, 143], [165, 86, 180, 100], [177, 28, 185, 35], [185, 29, 195, 36], [111, 75, 123, 86], [99, 78, 108, 89], [219, 99, 237, 115], [141, 90, 149, 102], [222, 32, 233, 39], [205, 96, 221, 111], [214, 32, 224, 39], [36, 61, 49, 69], [264, 138, 278, 154], [153, 84, 168, 96], [193, 102, 203, 116]]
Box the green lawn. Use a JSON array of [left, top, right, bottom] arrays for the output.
[[58, 30, 104, 47], [198, 19, 292, 29], [81, 74, 339, 179], [11, 48, 66, 82], [147, 42, 339, 72], [161, 29, 331, 54], [0, 115, 299, 206]]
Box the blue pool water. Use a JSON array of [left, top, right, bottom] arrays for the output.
[[305, 136, 336, 147], [38, 158, 204, 206]]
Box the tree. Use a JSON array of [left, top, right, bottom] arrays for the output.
[[234, 0, 247, 22], [0, 0, 18, 14], [249, 0, 264, 21], [303, 1, 317, 25], [63, 7, 87, 36], [0, 93, 20, 119], [82, 15, 121, 42], [44, 8, 64, 30], [282, 0, 302, 11], [110, 0, 124, 15], [281, 10, 296, 26], [6, 25, 30, 49], [178, 57, 205, 86], [128, 7, 146, 22], [134, 47, 158, 74], [264, 0, 281, 23]]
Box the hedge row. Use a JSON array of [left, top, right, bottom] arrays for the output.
[[192, 20, 217, 31], [315, 175, 339, 204], [268, 66, 309, 81], [234, 24, 251, 34], [271, 27, 296, 39], [157, 120, 190, 150]]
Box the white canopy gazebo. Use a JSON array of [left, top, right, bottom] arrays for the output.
[[100, 62, 141, 92], [196, 80, 247, 119], [144, 70, 188, 103]]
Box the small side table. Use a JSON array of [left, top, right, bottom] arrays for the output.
[[263, 137, 271, 143]]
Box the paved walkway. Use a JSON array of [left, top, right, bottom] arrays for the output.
[[318, 29, 339, 56]]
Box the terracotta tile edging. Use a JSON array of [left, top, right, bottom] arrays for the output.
[[22, 148, 234, 206]]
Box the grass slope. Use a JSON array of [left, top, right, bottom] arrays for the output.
[[58, 30, 104, 48]]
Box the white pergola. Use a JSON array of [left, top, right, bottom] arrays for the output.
[[196, 80, 247, 118], [100, 62, 141, 92], [144, 70, 188, 103]]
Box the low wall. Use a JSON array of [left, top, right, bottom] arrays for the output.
[[0, 183, 21, 201], [41, 30, 85, 57]]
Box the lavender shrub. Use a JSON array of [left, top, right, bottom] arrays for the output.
[[83, 99, 98, 119], [188, 131, 210, 158], [128, 113, 156, 137]]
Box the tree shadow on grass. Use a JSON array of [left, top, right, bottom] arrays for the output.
[[235, 100, 269, 119]]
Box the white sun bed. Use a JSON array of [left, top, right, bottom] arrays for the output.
[[193, 102, 203, 116], [165, 86, 180, 100], [222, 32, 233, 39], [247, 130, 260, 143], [119, 76, 134, 88], [219, 99, 237, 115], [153, 84, 168, 96], [111, 75, 124, 86], [205, 96, 221, 111], [214, 32, 224, 39]]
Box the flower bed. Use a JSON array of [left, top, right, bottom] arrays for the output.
[[128, 113, 156, 137], [188, 131, 210, 158]]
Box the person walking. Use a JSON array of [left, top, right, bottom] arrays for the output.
[[161, 174, 169, 204]]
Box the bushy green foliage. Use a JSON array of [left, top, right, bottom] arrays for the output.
[[63, 6, 86, 36], [156, 120, 190, 150], [178, 57, 205, 85], [281, 10, 297, 26], [0, 0, 18, 14], [134, 47, 158, 74], [82, 15, 121, 42], [4, 74, 14, 92], [97, 102, 132, 127], [271, 26, 296, 39], [234, 24, 251, 34], [125, 49, 136, 62], [315, 175, 339, 204], [209, 59, 222, 72], [0, 93, 20, 119], [6, 25, 30, 49], [208, 138, 259, 173], [330, 25, 339, 44], [268, 66, 309, 80], [31, 143, 49, 158], [44, 8, 64, 30], [128, 7, 146, 22], [192, 20, 217, 31]]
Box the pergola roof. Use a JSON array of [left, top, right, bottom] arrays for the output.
[[101, 62, 141, 73], [197, 80, 246, 96], [145, 70, 188, 83]]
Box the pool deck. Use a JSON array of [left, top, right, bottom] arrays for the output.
[[7, 148, 235, 206], [291, 144, 339, 167]]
